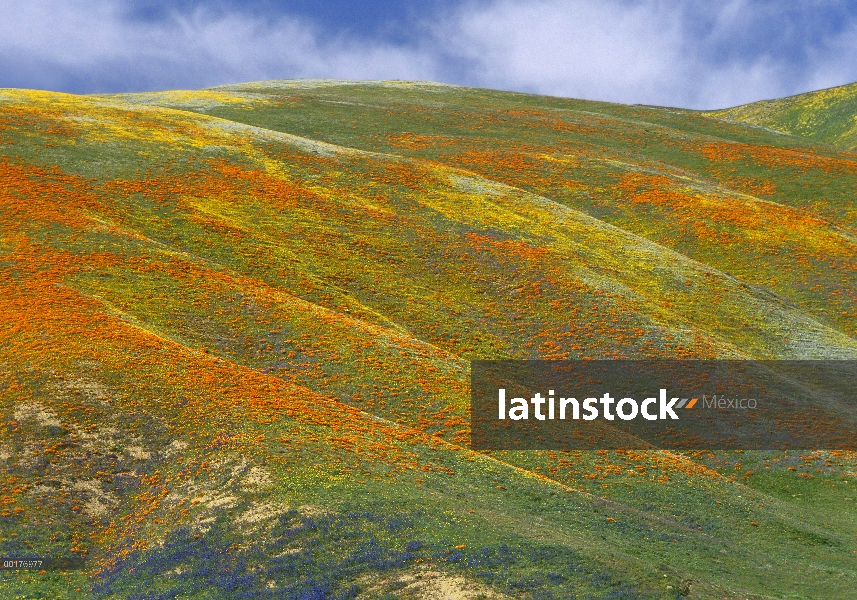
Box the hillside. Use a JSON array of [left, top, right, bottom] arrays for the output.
[[710, 81, 857, 151], [1, 81, 856, 599]]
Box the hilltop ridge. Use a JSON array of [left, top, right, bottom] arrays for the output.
[[710, 80, 857, 150]]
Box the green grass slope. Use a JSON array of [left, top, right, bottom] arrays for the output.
[[119, 80, 857, 343], [710, 80, 857, 150], [0, 82, 855, 599]]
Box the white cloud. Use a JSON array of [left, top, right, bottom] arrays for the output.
[[0, 0, 437, 92], [433, 0, 857, 108], [1, 0, 857, 108], [433, 0, 684, 101]]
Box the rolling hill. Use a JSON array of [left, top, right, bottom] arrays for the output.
[[710, 81, 857, 151], [1, 80, 856, 599]]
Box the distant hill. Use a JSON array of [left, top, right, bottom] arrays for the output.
[[710, 81, 857, 150], [1, 80, 856, 599]]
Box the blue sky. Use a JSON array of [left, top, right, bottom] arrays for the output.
[[2, 0, 857, 109]]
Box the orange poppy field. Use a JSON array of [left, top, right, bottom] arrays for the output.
[[1, 80, 856, 598]]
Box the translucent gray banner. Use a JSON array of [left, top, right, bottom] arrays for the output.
[[470, 361, 857, 449]]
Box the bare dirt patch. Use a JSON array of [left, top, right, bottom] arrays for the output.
[[358, 566, 501, 599]]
